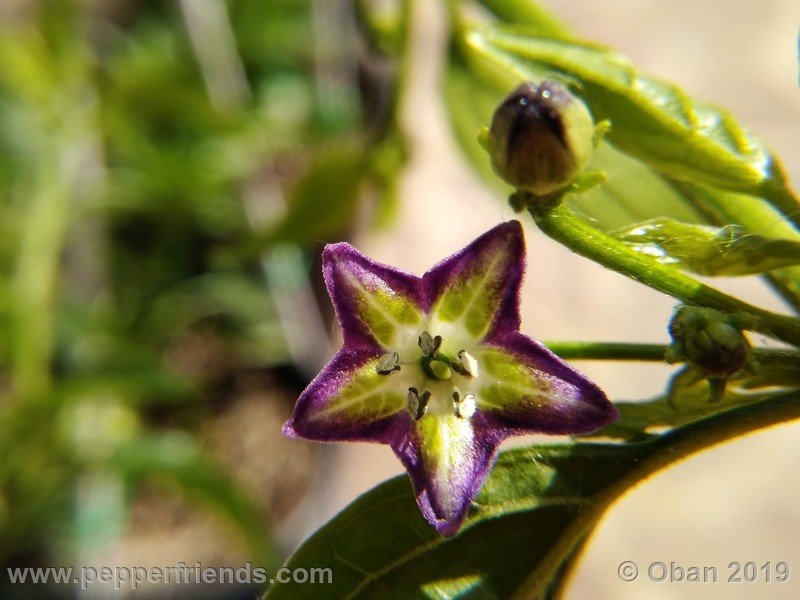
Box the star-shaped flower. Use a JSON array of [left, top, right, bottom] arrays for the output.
[[283, 221, 618, 536]]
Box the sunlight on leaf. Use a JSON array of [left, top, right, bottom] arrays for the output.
[[613, 218, 800, 276]]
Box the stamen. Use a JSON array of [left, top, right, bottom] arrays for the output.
[[453, 392, 477, 419], [407, 387, 430, 420], [376, 352, 401, 375], [418, 331, 442, 357], [452, 350, 479, 377]]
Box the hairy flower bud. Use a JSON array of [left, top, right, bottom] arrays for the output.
[[667, 306, 752, 379], [488, 81, 594, 195]]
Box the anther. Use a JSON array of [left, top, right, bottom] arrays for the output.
[[418, 332, 442, 358], [452, 350, 478, 377], [376, 352, 401, 375], [407, 387, 430, 420], [453, 392, 476, 419]]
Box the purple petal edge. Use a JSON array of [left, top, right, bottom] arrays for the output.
[[422, 221, 525, 335], [391, 430, 503, 537], [322, 242, 425, 351], [480, 331, 619, 436]]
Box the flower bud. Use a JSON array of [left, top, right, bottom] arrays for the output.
[[488, 81, 594, 195], [667, 306, 751, 379]]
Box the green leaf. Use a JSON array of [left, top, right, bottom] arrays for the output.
[[267, 390, 800, 599], [566, 143, 702, 230], [266, 443, 640, 599], [613, 218, 800, 276], [476, 0, 572, 38], [466, 26, 788, 200], [678, 182, 800, 311]]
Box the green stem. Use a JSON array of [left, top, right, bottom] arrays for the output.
[[764, 276, 800, 315], [529, 202, 800, 347], [10, 35, 97, 400], [546, 341, 800, 369], [545, 341, 667, 361], [633, 389, 800, 483]]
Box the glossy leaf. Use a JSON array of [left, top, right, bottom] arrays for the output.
[[679, 182, 800, 310], [613, 218, 800, 276], [267, 390, 800, 599], [467, 26, 788, 199]]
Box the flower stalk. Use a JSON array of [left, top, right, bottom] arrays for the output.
[[545, 341, 800, 366]]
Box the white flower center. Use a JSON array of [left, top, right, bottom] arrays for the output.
[[377, 330, 480, 421]]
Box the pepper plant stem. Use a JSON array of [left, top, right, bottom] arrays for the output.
[[545, 341, 800, 367], [545, 341, 666, 361]]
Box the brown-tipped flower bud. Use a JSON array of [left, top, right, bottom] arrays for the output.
[[667, 306, 752, 379], [488, 81, 594, 196]]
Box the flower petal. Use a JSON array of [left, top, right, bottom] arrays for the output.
[[283, 348, 410, 443], [473, 332, 618, 435], [323, 243, 425, 354], [392, 414, 501, 536], [424, 222, 524, 346]]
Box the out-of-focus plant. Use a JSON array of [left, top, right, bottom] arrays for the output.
[[0, 0, 408, 574]]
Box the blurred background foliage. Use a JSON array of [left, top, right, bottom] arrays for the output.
[[0, 0, 407, 588]]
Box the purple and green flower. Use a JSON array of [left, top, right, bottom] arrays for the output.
[[283, 221, 618, 536]]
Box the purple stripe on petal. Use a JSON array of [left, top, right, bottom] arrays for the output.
[[323, 242, 425, 351], [391, 416, 502, 537], [477, 332, 618, 436], [423, 221, 524, 339], [283, 347, 411, 445]]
